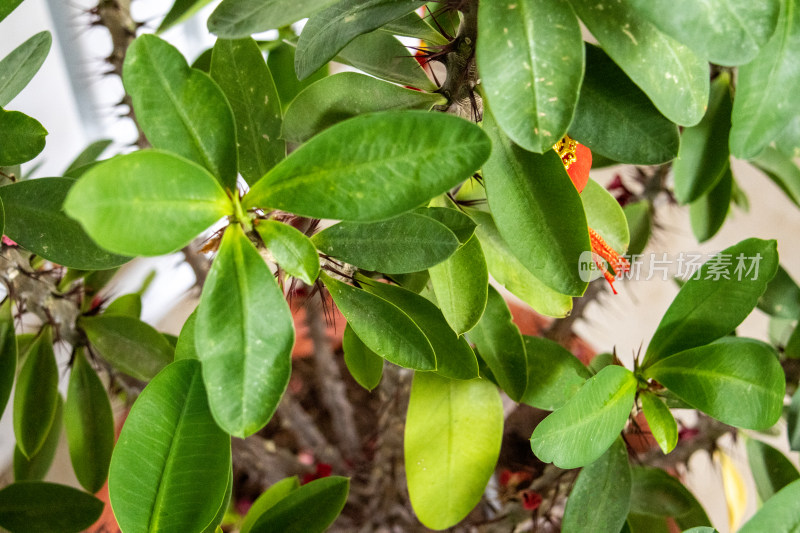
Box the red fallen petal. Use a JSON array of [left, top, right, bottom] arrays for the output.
[[521, 490, 543, 511], [2, 236, 16, 246], [567, 143, 592, 193]]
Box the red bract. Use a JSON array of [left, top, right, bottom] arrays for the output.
[[520, 490, 543, 511]]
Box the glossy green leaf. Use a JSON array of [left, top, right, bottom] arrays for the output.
[[405, 372, 503, 530], [751, 146, 800, 207], [14, 396, 62, 482], [282, 72, 441, 144], [470, 209, 573, 318], [478, 0, 583, 153], [0, 31, 51, 107], [468, 286, 527, 400], [0, 0, 24, 22], [123, 34, 237, 189], [623, 201, 651, 256], [157, 0, 215, 33], [582, 178, 630, 254], [240, 477, 300, 533], [746, 438, 800, 502], [342, 325, 383, 391], [211, 38, 284, 184], [568, 0, 709, 126], [0, 177, 129, 269], [337, 31, 437, 92], [759, 266, 800, 319], [420, 204, 476, 244], [64, 349, 114, 493], [104, 293, 142, 317], [673, 73, 733, 204], [380, 10, 448, 45], [204, 465, 232, 533], [244, 111, 489, 221], [640, 391, 678, 454], [208, 0, 337, 38], [248, 478, 348, 533], [174, 310, 198, 361], [0, 108, 47, 166], [569, 44, 679, 165], [295, 0, 425, 80], [13, 328, 58, 458], [778, 114, 800, 159], [627, 0, 778, 65], [429, 234, 489, 335], [109, 360, 231, 533], [682, 528, 718, 533], [267, 42, 329, 112], [730, 0, 800, 159], [629, 467, 711, 525], [196, 223, 295, 437], [0, 298, 16, 417], [689, 165, 732, 243], [739, 479, 800, 533], [361, 279, 479, 380], [530, 365, 637, 469], [562, 438, 631, 533], [643, 238, 779, 366], [789, 388, 800, 452], [313, 212, 459, 275], [80, 315, 174, 381], [63, 139, 112, 175], [645, 337, 784, 430], [256, 220, 319, 284], [321, 272, 435, 370], [64, 150, 232, 257], [0, 481, 104, 533], [482, 109, 590, 296], [521, 335, 590, 411]]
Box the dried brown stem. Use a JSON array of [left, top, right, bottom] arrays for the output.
[[276, 390, 346, 471]]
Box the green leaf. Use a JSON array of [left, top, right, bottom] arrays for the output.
[[405, 372, 503, 530], [313, 212, 459, 274], [626, 0, 779, 65], [80, 315, 174, 381], [244, 111, 490, 221], [13, 328, 59, 458], [477, 0, 584, 153], [682, 528, 718, 533], [240, 477, 300, 533], [482, 109, 590, 296], [361, 278, 479, 380], [562, 437, 631, 533], [294, 0, 425, 80], [629, 467, 711, 524], [521, 335, 590, 411], [342, 325, 383, 391], [210, 38, 285, 184], [689, 165, 732, 243], [336, 31, 437, 92], [64, 349, 114, 493], [320, 272, 436, 370], [640, 391, 678, 454], [623, 201, 651, 256], [255, 220, 319, 285], [0, 31, 51, 107], [208, 0, 337, 38], [568, 0, 709, 126], [729, 0, 800, 159], [530, 365, 637, 469], [123, 34, 237, 189], [751, 146, 800, 207], [0, 108, 47, 166], [739, 479, 800, 533], [174, 310, 198, 361], [64, 150, 232, 257], [195, 223, 295, 437], [746, 438, 800, 502], [104, 293, 142, 317], [467, 285, 527, 400], [0, 298, 17, 418], [569, 44, 679, 165], [789, 389, 800, 452], [157, 0, 215, 33], [673, 73, 733, 204], [644, 337, 785, 430], [582, 178, 630, 254], [282, 72, 442, 144], [267, 42, 329, 112], [109, 360, 231, 533], [759, 266, 800, 319], [420, 204, 476, 244], [0, 481, 104, 533], [0, 177, 130, 269], [429, 234, 489, 335], [204, 465, 232, 533], [643, 238, 779, 366], [249, 476, 349, 533], [63, 139, 112, 175], [380, 10, 448, 45], [470, 209, 573, 318], [14, 396, 62, 482], [0, 0, 24, 23]]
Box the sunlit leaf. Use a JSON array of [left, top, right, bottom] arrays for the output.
[[0, 31, 51, 107], [640, 391, 678, 454], [240, 477, 300, 533], [521, 335, 590, 411], [63, 139, 112, 176], [0, 0, 24, 23], [255, 219, 319, 285], [248, 476, 349, 533], [0, 108, 47, 166]]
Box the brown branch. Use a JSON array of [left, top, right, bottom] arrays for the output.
[[276, 390, 346, 471]]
